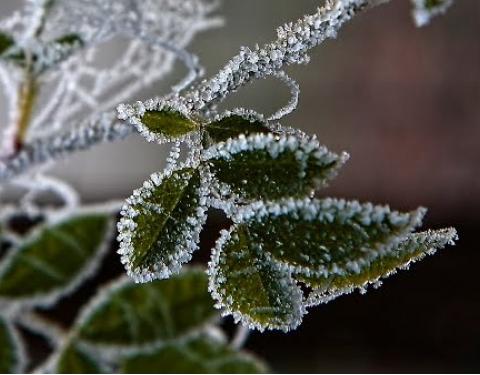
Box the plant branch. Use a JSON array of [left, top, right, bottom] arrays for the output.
[[0, 0, 390, 183]]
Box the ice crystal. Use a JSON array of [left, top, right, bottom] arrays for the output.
[[411, 0, 454, 27]]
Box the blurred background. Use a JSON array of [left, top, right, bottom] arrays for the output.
[[1, 0, 480, 372]]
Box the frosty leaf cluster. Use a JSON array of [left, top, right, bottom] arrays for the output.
[[117, 101, 457, 332], [0, 0, 459, 372]]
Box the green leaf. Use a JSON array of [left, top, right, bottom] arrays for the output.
[[77, 269, 217, 346], [118, 166, 207, 282], [54, 33, 84, 48], [0, 214, 111, 305], [0, 32, 14, 56], [209, 225, 304, 332], [238, 198, 426, 277], [204, 133, 348, 201], [141, 109, 198, 140], [301, 228, 457, 305], [0, 317, 24, 373], [205, 112, 271, 144], [425, 0, 445, 10], [56, 343, 102, 374], [120, 335, 267, 374]]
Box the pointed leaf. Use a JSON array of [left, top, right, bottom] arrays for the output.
[[203, 133, 348, 201], [118, 166, 207, 282], [302, 228, 457, 305], [205, 111, 271, 144], [120, 335, 267, 374], [235, 198, 425, 277], [118, 101, 199, 143], [56, 343, 102, 374], [0, 214, 111, 306], [209, 225, 304, 332], [0, 32, 14, 56], [0, 317, 24, 373], [54, 33, 84, 47], [76, 269, 217, 347], [142, 109, 198, 137]]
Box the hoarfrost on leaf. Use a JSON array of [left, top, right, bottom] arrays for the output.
[[303, 227, 457, 306], [119, 334, 267, 373], [0, 212, 113, 308], [75, 268, 217, 347], [117, 165, 208, 283], [204, 133, 349, 202]]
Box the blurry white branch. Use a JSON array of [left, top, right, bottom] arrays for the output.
[[0, 0, 453, 184]]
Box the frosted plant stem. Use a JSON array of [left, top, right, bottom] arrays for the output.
[[0, 0, 391, 184], [267, 71, 300, 121], [231, 324, 250, 350]]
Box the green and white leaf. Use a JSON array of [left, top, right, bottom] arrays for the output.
[[117, 165, 208, 283], [117, 100, 199, 144], [38, 33, 84, 72], [0, 212, 113, 307], [234, 198, 426, 277], [303, 228, 457, 306], [411, 0, 454, 26], [75, 268, 217, 348], [203, 133, 348, 201], [0, 316, 26, 373], [0, 31, 14, 56], [55, 342, 103, 374], [208, 198, 430, 331], [208, 225, 304, 332], [204, 110, 271, 144], [120, 334, 267, 374]]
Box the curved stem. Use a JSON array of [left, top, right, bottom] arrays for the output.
[[231, 324, 250, 349]]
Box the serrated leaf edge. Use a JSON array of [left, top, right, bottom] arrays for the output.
[[207, 225, 306, 333], [230, 197, 427, 279], [117, 99, 199, 144], [0, 206, 115, 309], [117, 163, 209, 283], [305, 227, 458, 307]]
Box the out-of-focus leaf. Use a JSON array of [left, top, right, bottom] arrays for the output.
[[56, 343, 102, 374], [77, 269, 217, 346], [120, 335, 267, 374], [0, 214, 111, 304], [0, 317, 24, 373]]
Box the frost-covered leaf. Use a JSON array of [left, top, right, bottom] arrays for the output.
[[120, 335, 267, 374], [204, 111, 271, 144], [118, 101, 199, 144], [0, 214, 111, 306], [39, 33, 84, 71], [56, 343, 102, 374], [302, 228, 457, 305], [411, 0, 454, 26], [142, 110, 198, 138], [204, 133, 348, 201], [0, 32, 14, 56], [54, 33, 84, 48], [207, 198, 428, 331], [76, 269, 217, 347], [209, 225, 304, 332], [236, 198, 425, 277], [117, 166, 207, 283], [0, 317, 24, 373]]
